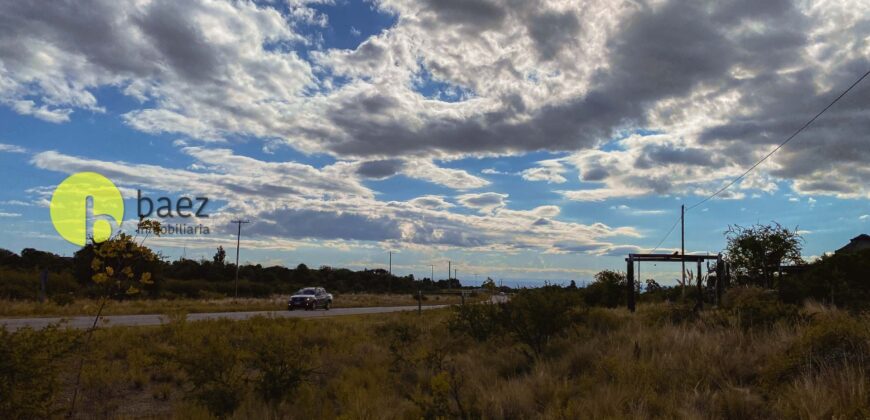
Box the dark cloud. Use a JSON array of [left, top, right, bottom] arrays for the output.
[[248, 208, 402, 242], [635, 145, 716, 169], [356, 159, 406, 179], [527, 10, 581, 61], [581, 165, 608, 182], [420, 0, 507, 33], [457, 192, 507, 210], [132, 1, 220, 81]]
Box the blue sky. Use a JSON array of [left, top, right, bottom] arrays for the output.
[[1, 0, 868, 285]]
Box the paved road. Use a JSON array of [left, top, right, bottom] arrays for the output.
[[0, 305, 447, 331]]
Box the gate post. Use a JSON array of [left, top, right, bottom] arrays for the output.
[[715, 255, 724, 306], [627, 256, 635, 312]]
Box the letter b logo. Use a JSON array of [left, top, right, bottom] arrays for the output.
[[50, 172, 124, 246]]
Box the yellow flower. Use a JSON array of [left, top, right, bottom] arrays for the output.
[[140, 272, 153, 284], [122, 266, 134, 278], [126, 285, 140, 295], [92, 273, 108, 284], [91, 258, 102, 271], [105, 266, 114, 276]]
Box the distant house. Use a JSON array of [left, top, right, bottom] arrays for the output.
[[835, 234, 870, 254]]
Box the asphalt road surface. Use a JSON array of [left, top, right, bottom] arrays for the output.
[[0, 305, 447, 331]]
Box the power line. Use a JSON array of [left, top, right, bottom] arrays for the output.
[[649, 214, 680, 254], [686, 68, 870, 211], [646, 68, 869, 257]]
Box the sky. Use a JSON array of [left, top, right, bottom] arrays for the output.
[[0, 0, 869, 286]]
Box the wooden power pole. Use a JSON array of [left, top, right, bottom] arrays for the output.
[[681, 205, 686, 295], [231, 219, 250, 299]]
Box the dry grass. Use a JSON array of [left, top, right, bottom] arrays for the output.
[[0, 293, 478, 318], [6, 300, 870, 419]]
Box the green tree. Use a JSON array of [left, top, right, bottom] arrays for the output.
[[481, 277, 496, 292], [725, 223, 803, 288], [213, 246, 226, 265], [584, 270, 627, 308]]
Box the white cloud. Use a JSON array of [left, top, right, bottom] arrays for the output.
[[610, 205, 668, 216], [30, 149, 640, 254], [402, 159, 489, 190], [520, 159, 567, 184], [408, 195, 454, 210], [0, 143, 26, 153], [456, 192, 508, 214], [1, 0, 868, 201]]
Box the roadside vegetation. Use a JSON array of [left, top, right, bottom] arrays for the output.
[[3, 222, 870, 418], [3, 292, 869, 419]]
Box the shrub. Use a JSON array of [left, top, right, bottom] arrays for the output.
[[246, 318, 313, 405], [376, 320, 423, 370], [641, 302, 698, 325], [447, 303, 503, 342], [764, 312, 870, 384], [584, 270, 626, 308], [722, 286, 798, 328], [501, 286, 585, 357], [0, 325, 74, 418], [172, 320, 249, 417]]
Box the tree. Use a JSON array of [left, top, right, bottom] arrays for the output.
[[481, 277, 496, 292], [725, 222, 803, 288], [213, 246, 226, 265], [584, 270, 627, 308]]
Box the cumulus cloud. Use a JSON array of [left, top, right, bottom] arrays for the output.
[[4, 0, 870, 265], [456, 192, 508, 213], [521, 159, 568, 184], [408, 195, 454, 210], [2, 0, 868, 201], [402, 159, 490, 190], [30, 149, 640, 254]]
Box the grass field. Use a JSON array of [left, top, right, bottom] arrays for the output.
[[0, 293, 477, 318], [4, 296, 870, 419]]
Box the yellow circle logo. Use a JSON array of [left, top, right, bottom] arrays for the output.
[[50, 172, 124, 246]]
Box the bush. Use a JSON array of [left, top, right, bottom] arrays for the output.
[[641, 302, 698, 325], [172, 320, 249, 417], [0, 325, 75, 418], [764, 312, 870, 384], [501, 286, 585, 357], [584, 270, 626, 308], [447, 303, 503, 342], [782, 249, 870, 310], [722, 286, 798, 328], [246, 318, 313, 405]]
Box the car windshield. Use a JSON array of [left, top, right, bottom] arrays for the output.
[[296, 288, 317, 295]]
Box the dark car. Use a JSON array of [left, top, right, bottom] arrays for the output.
[[288, 287, 333, 311]]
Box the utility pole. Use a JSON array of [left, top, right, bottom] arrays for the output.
[[430, 264, 434, 281], [681, 204, 686, 295], [454, 268, 457, 281], [231, 219, 250, 300], [388, 251, 392, 275], [448, 260, 451, 280]]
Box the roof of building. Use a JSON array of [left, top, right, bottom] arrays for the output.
[[835, 234, 870, 254]]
